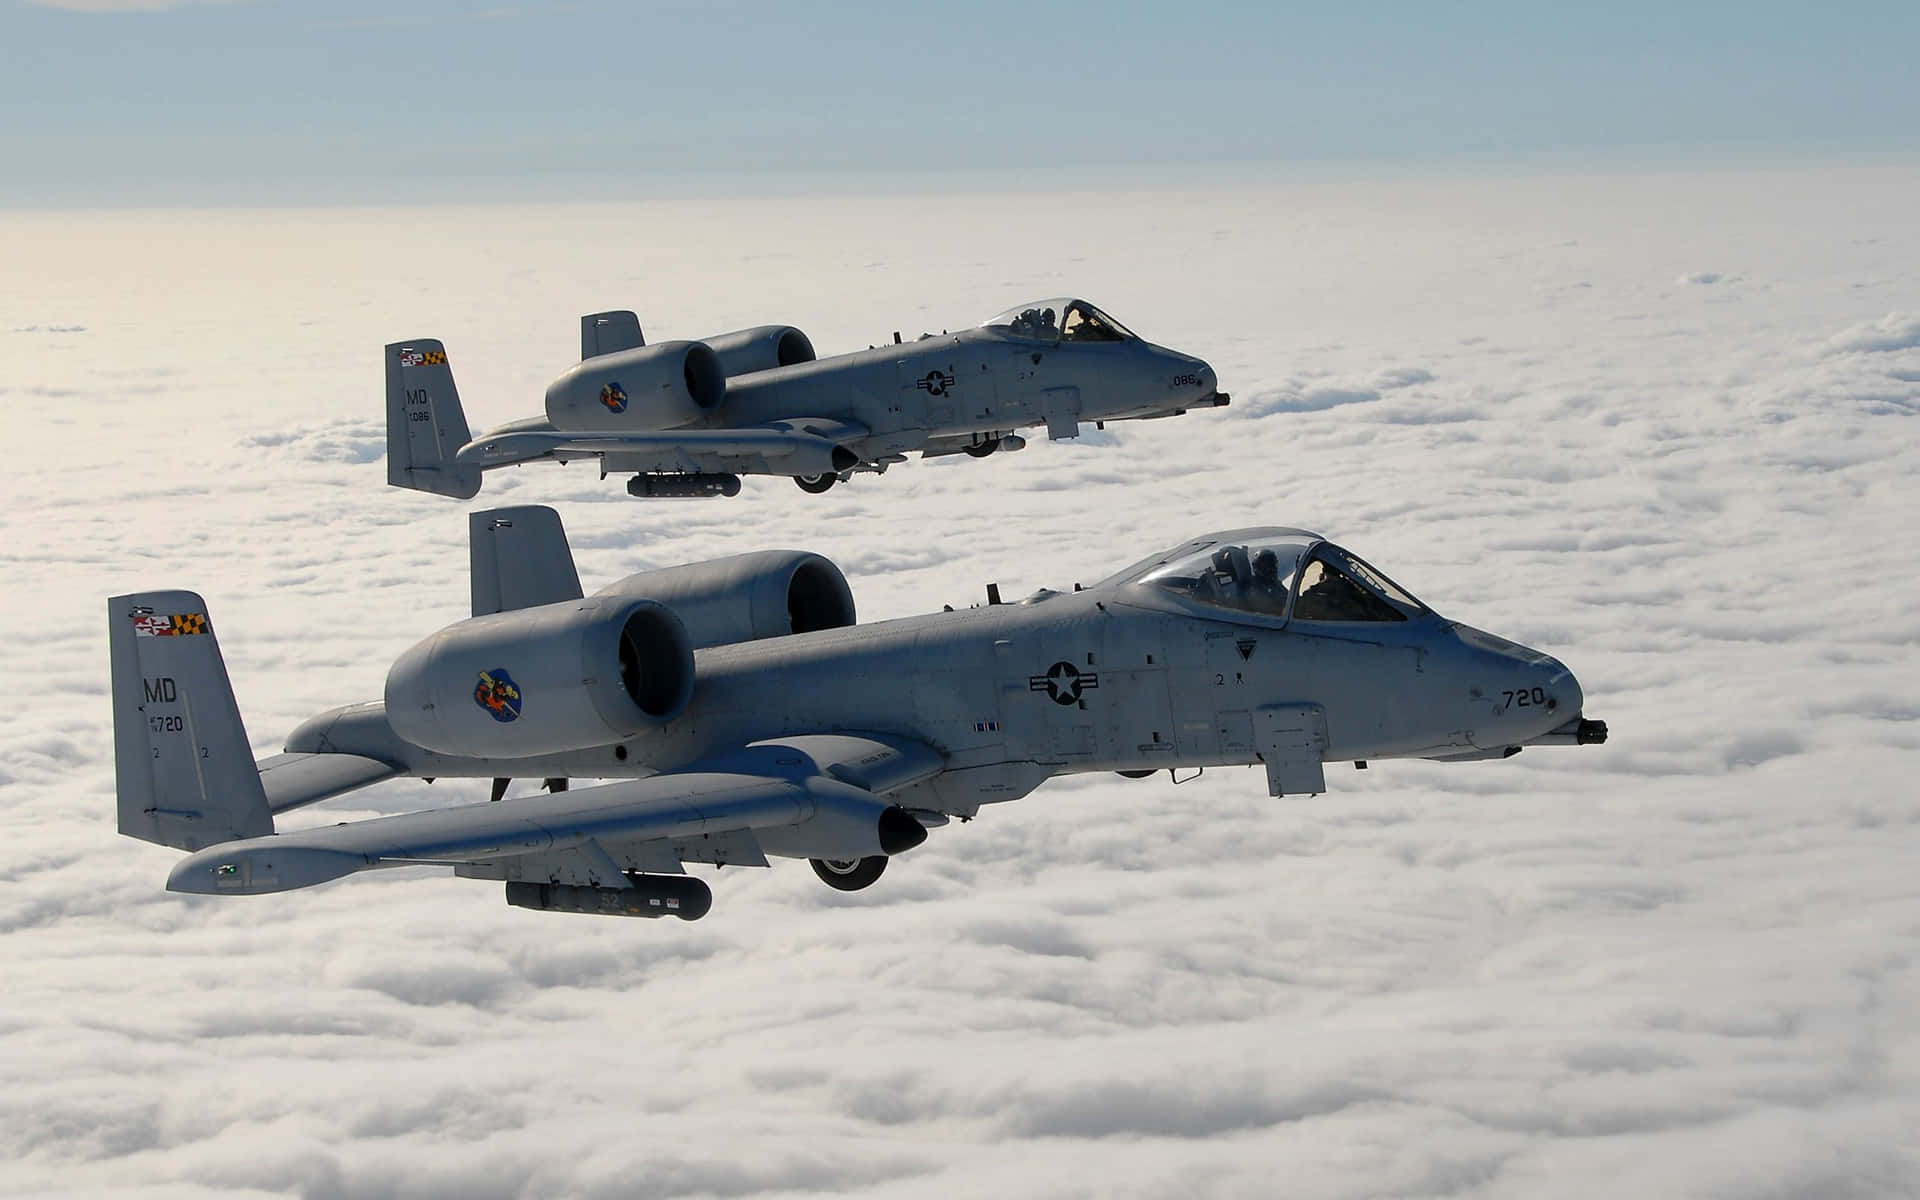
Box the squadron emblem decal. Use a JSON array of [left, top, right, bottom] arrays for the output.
[[1030, 660, 1099, 706], [474, 668, 523, 722], [600, 381, 628, 413], [916, 369, 955, 397]]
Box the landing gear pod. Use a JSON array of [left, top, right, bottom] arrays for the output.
[[506, 874, 713, 920]]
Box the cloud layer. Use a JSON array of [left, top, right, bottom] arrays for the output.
[[2, 165, 1918, 1198]]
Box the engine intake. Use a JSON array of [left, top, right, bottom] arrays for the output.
[[385, 596, 694, 758], [544, 340, 726, 432], [597, 550, 855, 649]]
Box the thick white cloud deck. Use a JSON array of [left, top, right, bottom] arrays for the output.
[[2, 165, 1917, 1198]]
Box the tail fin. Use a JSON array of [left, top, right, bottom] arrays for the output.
[[581, 310, 644, 360], [386, 339, 482, 499], [469, 506, 584, 617], [109, 592, 274, 852]]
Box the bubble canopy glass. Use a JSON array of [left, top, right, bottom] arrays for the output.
[[980, 299, 1137, 343], [1121, 532, 1429, 623]]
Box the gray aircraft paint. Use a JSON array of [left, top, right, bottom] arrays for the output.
[[386, 299, 1229, 499], [111, 508, 1604, 906]]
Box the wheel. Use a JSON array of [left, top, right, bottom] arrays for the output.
[[1116, 769, 1156, 779], [794, 473, 837, 494], [810, 855, 888, 891], [963, 438, 1000, 458]]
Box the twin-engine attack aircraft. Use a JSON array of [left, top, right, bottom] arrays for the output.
[[386, 299, 1228, 501], [112, 507, 1606, 920]]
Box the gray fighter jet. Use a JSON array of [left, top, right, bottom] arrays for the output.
[[112, 507, 1605, 918], [387, 299, 1228, 500]]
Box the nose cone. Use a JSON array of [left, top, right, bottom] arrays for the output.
[[1543, 657, 1584, 723], [1153, 348, 1226, 408], [1452, 624, 1585, 740]]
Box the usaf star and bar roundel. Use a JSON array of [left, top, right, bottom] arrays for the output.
[[1030, 660, 1099, 706]]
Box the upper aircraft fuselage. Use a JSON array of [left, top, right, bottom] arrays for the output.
[[707, 317, 1220, 451], [394, 299, 1229, 500]]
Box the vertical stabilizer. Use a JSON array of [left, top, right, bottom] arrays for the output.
[[580, 311, 644, 360], [386, 339, 482, 499], [470, 506, 584, 617], [109, 592, 274, 852]]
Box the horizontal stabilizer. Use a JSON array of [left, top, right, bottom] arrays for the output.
[[257, 752, 402, 815]]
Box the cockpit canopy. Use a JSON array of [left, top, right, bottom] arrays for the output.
[[1117, 530, 1429, 624], [980, 298, 1137, 344]]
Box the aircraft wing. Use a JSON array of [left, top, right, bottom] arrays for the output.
[[168, 733, 944, 896], [455, 419, 868, 477]]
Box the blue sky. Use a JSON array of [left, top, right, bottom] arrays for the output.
[[5, 0, 1918, 204]]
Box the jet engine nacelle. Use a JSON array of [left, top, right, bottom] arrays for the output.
[[698, 325, 816, 378], [384, 597, 694, 758], [596, 550, 854, 650], [544, 340, 726, 433]]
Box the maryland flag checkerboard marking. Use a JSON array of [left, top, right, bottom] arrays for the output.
[[132, 611, 208, 637]]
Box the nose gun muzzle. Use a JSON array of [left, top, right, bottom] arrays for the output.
[[1530, 716, 1609, 746], [1193, 361, 1229, 408]]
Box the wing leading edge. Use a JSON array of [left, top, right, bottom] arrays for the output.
[[456, 419, 867, 478], [168, 733, 944, 896]]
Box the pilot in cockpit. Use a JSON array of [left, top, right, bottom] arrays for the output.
[[1134, 534, 1423, 625], [1194, 546, 1243, 604], [1006, 307, 1057, 338], [1295, 558, 1400, 622], [1247, 549, 1288, 615]]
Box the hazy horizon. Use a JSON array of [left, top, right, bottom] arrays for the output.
[[8, 0, 1920, 210]]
